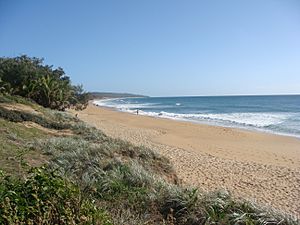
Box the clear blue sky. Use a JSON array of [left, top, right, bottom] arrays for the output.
[[1, 0, 300, 96]]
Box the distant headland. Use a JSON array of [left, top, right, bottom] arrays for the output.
[[89, 92, 148, 99]]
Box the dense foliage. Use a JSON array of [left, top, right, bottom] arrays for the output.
[[0, 168, 112, 225], [0, 55, 89, 110]]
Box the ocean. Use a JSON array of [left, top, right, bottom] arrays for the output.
[[93, 95, 300, 138]]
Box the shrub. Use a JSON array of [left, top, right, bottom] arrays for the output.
[[0, 168, 112, 225]]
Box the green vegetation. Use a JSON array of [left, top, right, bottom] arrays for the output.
[[0, 106, 71, 130], [0, 94, 298, 224], [0, 55, 89, 110], [0, 168, 112, 225]]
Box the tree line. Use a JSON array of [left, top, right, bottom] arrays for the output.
[[0, 55, 89, 110]]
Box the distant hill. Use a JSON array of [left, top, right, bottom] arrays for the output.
[[89, 92, 148, 99]]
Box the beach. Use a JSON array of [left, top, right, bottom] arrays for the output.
[[73, 103, 300, 217]]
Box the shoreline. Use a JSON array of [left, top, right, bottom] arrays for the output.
[[93, 100, 300, 141], [92, 98, 300, 140], [71, 103, 300, 216]]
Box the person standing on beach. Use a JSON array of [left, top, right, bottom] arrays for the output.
[[136, 109, 139, 115]]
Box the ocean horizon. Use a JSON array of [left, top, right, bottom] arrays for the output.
[[94, 95, 300, 138]]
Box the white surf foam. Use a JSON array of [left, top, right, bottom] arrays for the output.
[[93, 99, 158, 110], [130, 110, 291, 128], [194, 112, 289, 127], [93, 99, 116, 107]]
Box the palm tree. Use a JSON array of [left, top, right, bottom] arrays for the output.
[[35, 74, 74, 110]]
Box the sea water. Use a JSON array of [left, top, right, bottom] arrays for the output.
[[94, 95, 300, 138]]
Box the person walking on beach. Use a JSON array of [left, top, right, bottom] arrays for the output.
[[136, 109, 139, 115]]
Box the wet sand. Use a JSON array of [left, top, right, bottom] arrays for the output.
[[71, 103, 300, 217]]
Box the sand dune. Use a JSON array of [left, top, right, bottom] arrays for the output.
[[71, 103, 300, 217]]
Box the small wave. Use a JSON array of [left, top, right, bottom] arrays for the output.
[[195, 112, 290, 127], [128, 110, 291, 128], [175, 103, 181, 106]]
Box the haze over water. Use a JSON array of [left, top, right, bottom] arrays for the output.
[[94, 95, 300, 138]]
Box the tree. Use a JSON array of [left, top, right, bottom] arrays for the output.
[[0, 55, 89, 110]]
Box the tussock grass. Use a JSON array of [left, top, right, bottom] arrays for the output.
[[71, 122, 111, 142], [201, 191, 297, 225], [29, 135, 297, 224]]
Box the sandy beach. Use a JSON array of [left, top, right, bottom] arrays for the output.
[[73, 103, 300, 217]]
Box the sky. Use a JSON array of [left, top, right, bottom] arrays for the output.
[[0, 0, 300, 96]]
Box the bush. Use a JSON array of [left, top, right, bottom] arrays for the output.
[[0, 168, 112, 225]]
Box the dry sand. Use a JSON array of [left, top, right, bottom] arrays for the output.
[[72, 103, 300, 217]]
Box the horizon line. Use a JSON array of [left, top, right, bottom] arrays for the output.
[[93, 92, 300, 98], [150, 93, 300, 97]]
